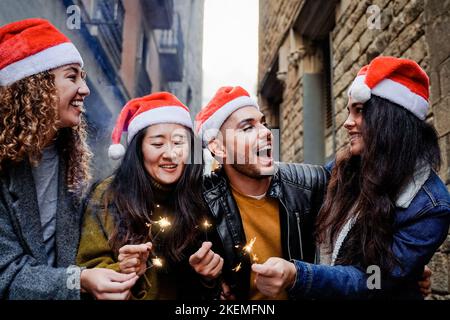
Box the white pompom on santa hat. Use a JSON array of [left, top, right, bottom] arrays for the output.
[[108, 92, 193, 160], [347, 56, 430, 120], [195, 86, 259, 145], [0, 18, 83, 86]]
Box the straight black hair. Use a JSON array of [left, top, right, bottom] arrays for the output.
[[108, 126, 206, 262]]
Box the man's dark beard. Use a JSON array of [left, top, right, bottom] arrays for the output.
[[230, 163, 272, 180]]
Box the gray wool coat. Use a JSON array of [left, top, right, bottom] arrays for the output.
[[0, 159, 82, 299]]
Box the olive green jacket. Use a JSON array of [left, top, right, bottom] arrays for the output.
[[77, 178, 213, 300]]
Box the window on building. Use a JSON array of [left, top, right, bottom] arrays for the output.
[[302, 33, 336, 165], [260, 56, 283, 129], [139, 32, 149, 69], [321, 34, 336, 163], [135, 31, 152, 97], [93, 0, 125, 68], [186, 86, 193, 107]]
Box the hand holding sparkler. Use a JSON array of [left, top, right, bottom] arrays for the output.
[[189, 241, 224, 280], [251, 257, 297, 298], [118, 242, 153, 276]]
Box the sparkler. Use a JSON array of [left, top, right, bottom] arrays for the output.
[[144, 256, 164, 272], [233, 237, 259, 272], [243, 237, 256, 254], [151, 257, 163, 268], [232, 262, 242, 272], [202, 219, 212, 241], [155, 217, 171, 229], [143, 215, 172, 271], [147, 216, 172, 242]]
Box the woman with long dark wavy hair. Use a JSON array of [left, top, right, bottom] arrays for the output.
[[77, 92, 223, 300], [0, 18, 139, 300], [251, 56, 450, 299]]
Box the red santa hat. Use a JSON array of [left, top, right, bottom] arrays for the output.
[[108, 92, 193, 160], [0, 18, 83, 86], [348, 56, 429, 120], [195, 86, 259, 145]]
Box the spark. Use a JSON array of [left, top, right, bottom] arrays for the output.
[[243, 237, 256, 254], [203, 219, 212, 229], [155, 217, 171, 231], [152, 257, 163, 268], [202, 219, 212, 241]]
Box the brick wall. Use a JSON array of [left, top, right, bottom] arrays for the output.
[[258, 0, 304, 85], [424, 0, 450, 300], [258, 0, 307, 162]]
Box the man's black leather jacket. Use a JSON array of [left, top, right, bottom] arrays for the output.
[[202, 163, 329, 299]]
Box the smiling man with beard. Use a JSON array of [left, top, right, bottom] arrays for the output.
[[195, 86, 329, 300]]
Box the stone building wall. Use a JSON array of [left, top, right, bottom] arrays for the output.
[[258, 0, 304, 162], [423, 0, 450, 300], [332, 0, 429, 153]]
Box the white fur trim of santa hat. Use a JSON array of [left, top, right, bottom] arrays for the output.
[[348, 75, 429, 120], [197, 95, 259, 144], [348, 75, 371, 104], [347, 56, 430, 120], [127, 106, 193, 143], [0, 42, 83, 86]]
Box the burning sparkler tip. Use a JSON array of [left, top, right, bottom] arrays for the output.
[[232, 262, 242, 272], [152, 257, 163, 268]]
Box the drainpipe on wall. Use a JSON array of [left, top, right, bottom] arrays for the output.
[[303, 73, 325, 165], [329, 33, 337, 157]]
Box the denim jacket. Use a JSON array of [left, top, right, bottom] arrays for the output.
[[288, 165, 450, 300]]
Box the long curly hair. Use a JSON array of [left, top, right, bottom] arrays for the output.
[[316, 95, 441, 272], [0, 71, 92, 196]]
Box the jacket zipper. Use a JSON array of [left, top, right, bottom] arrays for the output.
[[314, 246, 320, 264], [294, 211, 304, 260], [279, 199, 293, 261]]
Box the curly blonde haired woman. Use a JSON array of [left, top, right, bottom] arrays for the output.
[[0, 18, 138, 300]]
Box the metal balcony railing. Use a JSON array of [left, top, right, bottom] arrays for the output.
[[141, 0, 174, 30], [135, 66, 153, 97], [155, 13, 184, 82], [86, 0, 125, 69]]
